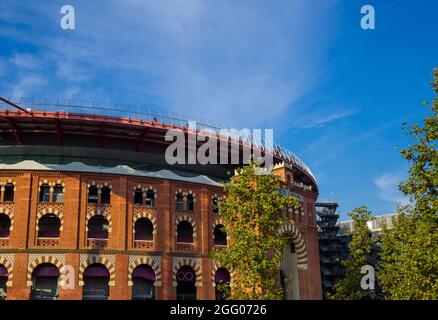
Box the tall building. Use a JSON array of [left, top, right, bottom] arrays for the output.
[[0, 98, 322, 300], [316, 202, 344, 299]]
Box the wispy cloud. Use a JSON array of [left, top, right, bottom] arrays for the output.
[[299, 109, 358, 129], [0, 0, 340, 127], [374, 171, 409, 205]]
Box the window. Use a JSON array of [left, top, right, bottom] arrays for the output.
[[0, 214, 11, 238], [214, 268, 230, 300], [134, 218, 153, 241], [82, 264, 110, 300], [186, 194, 194, 211], [176, 266, 196, 300], [134, 189, 143, 206], [214, 225, 227, 246], [30, 263, 60, 300], [212, 197, 219, 214], [0, 264, 7, 300], [176, 193, 184, 211], [101, 186, 111, 204], [52, 184, 63, 203], [3, 183, 14, 202], [132, 265, 155, 300], [87, 215, 109, 239], [88, 185, 98, 204], [38, 214, 61, 238], [39, 184, 50, 202], [177, 221, 193, 243], [145, 190, 154, 207]]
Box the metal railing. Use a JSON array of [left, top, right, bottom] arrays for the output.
[[0, 96, 316, 183]]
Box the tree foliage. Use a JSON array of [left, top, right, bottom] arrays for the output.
[[212, 161, 299, 300], [378, 69, 438, 299], [331, 206, 376, 300]]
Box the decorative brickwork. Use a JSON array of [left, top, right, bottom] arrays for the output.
[[277, 221, 308, 270], [27, 253, 66, 286], [172, 257, 202, 287], [79, 254, 116, 286], [0, 253, 14, 286], [175, 214, 197, 239], [128, 255, 162, 286]]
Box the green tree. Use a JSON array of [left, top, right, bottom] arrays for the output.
[[379, 69, 438, 299], [331, 206, 376, 300], [212, 161, 299, 300]]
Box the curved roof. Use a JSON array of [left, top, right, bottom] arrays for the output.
[[0, 97, 317, 189]]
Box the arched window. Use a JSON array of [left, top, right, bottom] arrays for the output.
[[0, 214, 11, 238], [215, 268, 230, 300], [176, 266, 196, 300], [30, 263, 60, 300], [134, 218, 153, 241], [87, 216, 109, 239], [214, 224, 227, 246], [88, 185, 98, 204], [38, 214, 61, 238], [212, 197, 219, 214], [101, 186, 111, 205], [132, 265, 155, 300], [176, 193, 184, 211], [82, 263, 110, 300], [39, 184, 50, 202], [186, 194, 194, 211], [145, 190, 154, 207], [134, 188, 143, 206], [177, 221, 193, 243], [0, 264, 8, 300], [52, 184, 63, 203], [3, 183, 14, 202]]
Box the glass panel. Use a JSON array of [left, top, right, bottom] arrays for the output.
[[52, 185, 63, 203], [39, 185, 50, 202]]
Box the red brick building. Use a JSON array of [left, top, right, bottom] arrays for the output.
[[0, 101, 321, 300]]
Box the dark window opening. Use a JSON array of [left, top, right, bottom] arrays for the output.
[[176, 266, 196, 300], [290, 243, 296, 254], [3, 183, 14, 202], [39, 184, 50, 202], [82, 264, 109, 300], [177, 221, 193, 243], [38, 214, 61, 238], [214, 225, 227, 246], [134, 189, 143, 206], [52, 184, 63, 203], [87, 215, 109, 239], [134, 218, 153, 241], [176, 194, 184, 211], [101, 186, 111, 204], [132, 265, 156, 300], [187, 194, 194, 211], [30, 263, 60, 300], [0, 214, 11, 238], [145, 190, 154, 207], [215, 268, 231, 300], [0, 264, 8, 300], [88, 185, 98, 204]]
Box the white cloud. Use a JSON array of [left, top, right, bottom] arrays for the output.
[[0, 0, 340, 127], [374, 172, 409, 205]]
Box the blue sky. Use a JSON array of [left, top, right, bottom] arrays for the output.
[[0, 0, 436, 220]]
